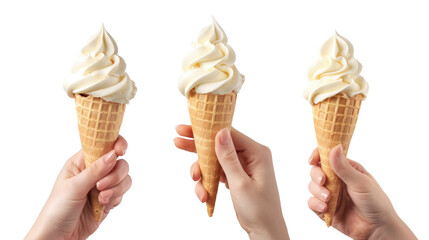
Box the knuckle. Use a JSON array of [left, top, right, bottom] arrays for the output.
[[255, 145, 272, 162], [65, 180, 83, 196], [115, 196, 123, 204], [308, 181, 313, 191], [310, 168, 316, 178], [108, 171, 120, 185], [233, 178, 250, 191], [91, 162, 103, 176], [122, 139, 128, 150], [221, 149, 237, 162], [113, 197, 123, 207], [307, 198, 313, 208], [65, 180, 77, 193], [126, 175, 133, 188], [260, 145, 272, 156], [116, 159, 127, 171], [122, 160, 130, 172], [111, 175, 121, 186]]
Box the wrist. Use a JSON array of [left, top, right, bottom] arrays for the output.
[[248, 218, 289, 240], [369, 213, 417, 240], [25, 222, 51, 240], [26, 210, 60, 240]]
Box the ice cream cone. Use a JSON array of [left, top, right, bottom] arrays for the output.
[[187, 89, 237, 217], [75, 94, 126, 222], [312, 93, 363, 227]]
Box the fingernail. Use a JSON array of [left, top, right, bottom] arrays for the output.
[[318, 176, 323, 184], [198, 192, 203, 202], [122, 148, 126, 155], [219, 128, 230, 145], [337, 144, 343, 159], [318, 203, 326, 212], [97, 181, 104, 190], [104, 150, 115, 164], [321, 191, 329, 201]]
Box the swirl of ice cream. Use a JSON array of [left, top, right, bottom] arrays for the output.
[[304, 32, 368, 104], [178, 18, 244, 97], [64, 25, 136, 104]]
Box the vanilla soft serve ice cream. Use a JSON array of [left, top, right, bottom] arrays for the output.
[[178, 18, 244, 97], [304, 32, 368, 104], [64, 25, 136, 104]]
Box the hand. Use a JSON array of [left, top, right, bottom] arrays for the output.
[[175, 125, 289, 240], [26, 136, 132, 240], [308, 145, 417, 240]]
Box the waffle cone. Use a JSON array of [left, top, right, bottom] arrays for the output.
[[75, 94, 126, 222], [312, 94, 363, 227], [187, 89, 237, 217]]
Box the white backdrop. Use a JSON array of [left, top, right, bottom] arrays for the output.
[[0, 0, 428, 239]]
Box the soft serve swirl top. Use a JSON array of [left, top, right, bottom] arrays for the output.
[[64, 25, 136, 104], [178, 19, 244, 97], [304, 32, 368, 105]]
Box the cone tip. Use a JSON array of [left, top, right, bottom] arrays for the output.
[[94, 210, 103, 222], [324, 216, 333, 227], [207, 207, 214, 217]]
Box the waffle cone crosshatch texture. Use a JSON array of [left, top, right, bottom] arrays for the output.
[[75, 94, 126, 222], [187, 89, 237, 217], [312, 94, 363, 227]]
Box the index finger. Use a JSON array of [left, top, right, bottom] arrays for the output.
[[309, 147, 320, 165], [230, 128, 262, 152], [176, 124, 193, 138]]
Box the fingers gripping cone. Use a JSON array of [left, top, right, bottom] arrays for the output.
[[187, 89, 237, 217], [312, 94, 363, 227], [75, 94, 125, 222]]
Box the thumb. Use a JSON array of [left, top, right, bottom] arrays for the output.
[[330, 144, 365, 187], [74, 150, 117, 196], [215, 128, 248, 184]]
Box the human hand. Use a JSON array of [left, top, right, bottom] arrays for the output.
[[26, 136, 132, 240], [308, 145, 417, 240], [175, 125, 289, 240]]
